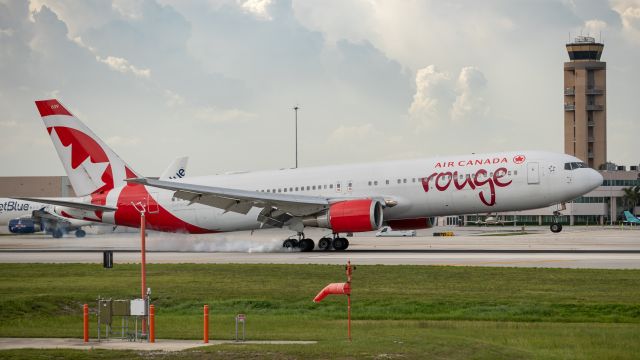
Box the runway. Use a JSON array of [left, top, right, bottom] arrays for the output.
[[1, 226, 638, 268]]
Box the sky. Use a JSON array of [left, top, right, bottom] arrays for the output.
[[0, 0, 638, 177]]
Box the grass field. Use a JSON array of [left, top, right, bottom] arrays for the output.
[[1, 263, 639, 359]]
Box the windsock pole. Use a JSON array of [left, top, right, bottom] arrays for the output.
[[313, 260, 354, 341]]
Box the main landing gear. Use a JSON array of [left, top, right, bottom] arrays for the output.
[[282, 233, 350, 252]]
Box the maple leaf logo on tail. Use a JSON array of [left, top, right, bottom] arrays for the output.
[[513, 155, 526, 164], [35, 99, 140, 197]]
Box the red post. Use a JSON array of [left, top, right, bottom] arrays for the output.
[[203, 305, 209, 343], [149, 304, 155, 343], [347, 295, 351, 341], [346, 260, 352, 342], [83, 304, 89, 343], [140, 212, 147, 335]]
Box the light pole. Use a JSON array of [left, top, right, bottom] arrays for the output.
[[293, 106, 299, 168]]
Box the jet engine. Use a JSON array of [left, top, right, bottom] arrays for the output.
[[303, 199, 384, 233], [8, 218, 42, 234]]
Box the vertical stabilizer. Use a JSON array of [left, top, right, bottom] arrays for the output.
[[35, 99, 140, 196]]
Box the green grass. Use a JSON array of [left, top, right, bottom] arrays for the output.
[[1, 263, 639, 359]]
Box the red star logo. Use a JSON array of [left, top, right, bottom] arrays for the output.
[[513, 155, 526, 164]]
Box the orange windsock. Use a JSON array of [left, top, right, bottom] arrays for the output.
[[313, 282, 351, 303]]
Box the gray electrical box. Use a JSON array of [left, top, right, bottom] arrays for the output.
[[130, 299, 147, 316], [112, 300, 130, 316], [99, 299, 112, 325]]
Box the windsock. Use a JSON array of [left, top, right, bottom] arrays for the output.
[[313, 282, 351, 303]]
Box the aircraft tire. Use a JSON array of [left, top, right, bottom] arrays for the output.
[[52, 229, 64, 238], [75, 229, 86, 238], [550, 223, 563, 233], [299, 238, 315, 252], [283, 239, 298, 251], [333, 237, 348, 251], [318, 237, 331, 251]]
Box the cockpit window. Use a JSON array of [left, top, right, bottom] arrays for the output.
[[564, 162, 588, 170]]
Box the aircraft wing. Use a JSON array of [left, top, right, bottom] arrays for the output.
[[14, 197, 117, 212], [126, 177, 330, 217]]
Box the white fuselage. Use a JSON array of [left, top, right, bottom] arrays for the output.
[[60, 150, 602, 233]]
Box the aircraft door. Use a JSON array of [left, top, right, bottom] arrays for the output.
[[527, 162, 540, 184]]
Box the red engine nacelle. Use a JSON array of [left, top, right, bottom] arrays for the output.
[[303, 199, 384, 233]]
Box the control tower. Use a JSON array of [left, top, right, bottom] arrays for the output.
[[564, 36, 606, 169]]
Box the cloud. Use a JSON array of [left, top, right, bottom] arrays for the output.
[[96, 55, 151, 78], [583, 19, 608, 35], [164, 89, 185, 107], [408, 65, 453, 127], [106, 135, 142, 146], [194, 106, 256, 123], [611, 0, 640, 42], [239, 0, 273, 20], [112, 0, 145, 20], [0, 120, 18, 128], [451, 66, 489, 122], [328, 123, 382, 144]]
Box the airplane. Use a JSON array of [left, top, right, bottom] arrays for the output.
[[473, 213, 517, 226], [3, 156, 188, 238], [622, 211, 640, 225], [21, 99, 603, 251]]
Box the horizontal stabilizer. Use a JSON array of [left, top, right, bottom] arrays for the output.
[[14, 197, 117, 212]]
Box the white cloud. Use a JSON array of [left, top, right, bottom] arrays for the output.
[[112, 0, 145, 20], [0, 28, 14, 37], [194, 106, 256, 123], [328, 123, 382, 144], [408, 65, 453, 127], [239, 0, 273, 20], [583, 19, 608, 35], [451, 66, 489, 122], [164, 90, 185, 108], [0, 120, 18, 128], [611, 0, 640, 42], [106, 136, 142, 146], [96, 55, 151, 78]]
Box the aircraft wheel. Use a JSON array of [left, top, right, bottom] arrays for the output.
[[52, 229, 64, 238], [299, 238, 315, 252], [75, 229, 86, 238], [550, 223, 563, 233], [333, 237, 349, 251], [318, 237, 331, 251], [283, 239, 298, 251]]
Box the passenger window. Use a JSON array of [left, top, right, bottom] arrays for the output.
[[368, 181, 372, 186], [336, 183, 341, 192], [295, 187, 299, 191], [403, 179, 407, 183], [514, 170, 518, 175], [307, 186, 310, 190], [386, 180, 389, 185], [329, 184, 333, 189], [374, 180, 378, 186], [508, 171, 511, 176], [284, 188, 287, 192]]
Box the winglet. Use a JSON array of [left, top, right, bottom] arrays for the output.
[[35, 99, 73, 117]]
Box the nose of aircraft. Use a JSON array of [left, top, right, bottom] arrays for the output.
[[586, 168, 603, 191]]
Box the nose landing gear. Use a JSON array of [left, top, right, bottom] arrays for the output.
[[550, 208, 564, 233]]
